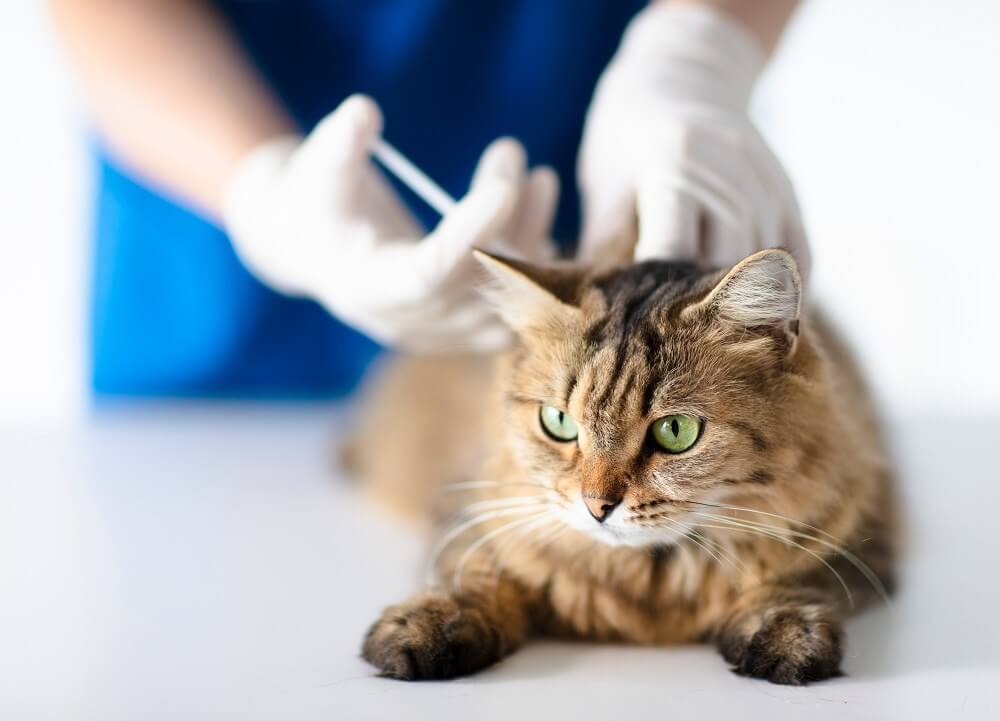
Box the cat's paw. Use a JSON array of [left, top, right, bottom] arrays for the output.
[[717, 607, 843, 685], [361, 593, 504, 680]]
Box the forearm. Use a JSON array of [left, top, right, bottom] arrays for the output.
[[49, 0, 296, 219], [665, 0, 800, 56]]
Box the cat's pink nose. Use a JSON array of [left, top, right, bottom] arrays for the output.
[[584, 494, 621, 523]]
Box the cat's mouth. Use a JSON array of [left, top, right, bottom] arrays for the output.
[[566, 500, 688, 548], [589, 523, 685, 548]]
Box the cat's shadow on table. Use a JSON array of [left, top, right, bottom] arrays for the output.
[[470, 581, 998, 684]]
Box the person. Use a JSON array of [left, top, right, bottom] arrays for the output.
[[49, 0, 805, 398]]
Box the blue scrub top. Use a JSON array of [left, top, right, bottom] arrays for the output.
[[91, 0, 645, 398]]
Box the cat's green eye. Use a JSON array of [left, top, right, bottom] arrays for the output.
[[651, 414, 702, 454], [539, 405, 579, 442]]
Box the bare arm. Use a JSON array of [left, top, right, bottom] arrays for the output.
[[668, 0, 800, 55], [48, 0, 296, 220]]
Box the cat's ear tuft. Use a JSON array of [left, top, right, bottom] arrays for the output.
[[685, 249, 802, 348], [473, 250, 583, 333]]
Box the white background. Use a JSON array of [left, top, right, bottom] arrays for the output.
[[1, 0, 999, 426]]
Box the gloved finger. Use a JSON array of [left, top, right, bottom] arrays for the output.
[[769, 186, 811, 282], [782, 210, 811, 283], [635, 172, 699, 261], [578, 184, 635, 262], [747, 129, 796, 208], [297, 94, 383, 181], [741, 140, 792, 252], [743, 167, 782, 254], [461, 138, 531, 257], [677, 162, 749, 230], [471, 137, 527, 188], [744, 136, 811, 279], [415, 179, 520, 285], [756, 210, 782, 257], [667, 160, 758, 267], [506, 165, 560, 261], [702, 215, 754, 269], [752, 196, 783, 254]]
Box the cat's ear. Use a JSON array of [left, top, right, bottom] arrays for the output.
[[473, 250, 583, 333], [684, 249, 802, 349]]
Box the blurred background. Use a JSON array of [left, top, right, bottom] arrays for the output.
[[2, 0, 998, 428]]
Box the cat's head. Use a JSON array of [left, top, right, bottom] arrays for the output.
[[476, 248, 810, 548]]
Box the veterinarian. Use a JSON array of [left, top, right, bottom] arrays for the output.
[[50, 0, 803, 397]]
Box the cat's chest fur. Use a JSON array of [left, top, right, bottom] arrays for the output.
[[505, 536, 741, 644]]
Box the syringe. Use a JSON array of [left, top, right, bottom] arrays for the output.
[[370, 138, 457, 216]]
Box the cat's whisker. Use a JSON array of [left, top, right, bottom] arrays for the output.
[[663, 518, 728, 569], [691, 519, 856, 608], [424, 505, 551, 586], [691, 511, 891, 604], [692, 527, 748, 575], [478, 513, 556, 586], [452, 510, 553, 592], [435, 495, 555, 534], [504, 517, 572, 572], [663, 518, 748, 576], [486, 511, 562, 574], [457, 496, 558, 515], [439, 480, 562, 495], [686, 500, 845, 545], [528, 521, 573, 557]]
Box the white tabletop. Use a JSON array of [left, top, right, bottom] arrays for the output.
[[2, 404, 997, 721]]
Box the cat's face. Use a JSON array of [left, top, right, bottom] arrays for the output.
[[478, 249, 804, 548]]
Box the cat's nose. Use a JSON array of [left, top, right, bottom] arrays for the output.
[[583, 493, 622, 523]]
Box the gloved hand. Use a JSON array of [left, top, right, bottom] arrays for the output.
[[578, 3, 809, 277], [223, 95, 559, 351]]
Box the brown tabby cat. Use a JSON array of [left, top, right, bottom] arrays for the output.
[[349, 248, 897, 685]]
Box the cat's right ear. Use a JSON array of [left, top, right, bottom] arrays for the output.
[[681, 248, 802, 352], [473, 250, 584, 333]]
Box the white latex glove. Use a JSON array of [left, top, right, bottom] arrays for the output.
[[223, 95, 559, 351], [578, 4, 809, 277]]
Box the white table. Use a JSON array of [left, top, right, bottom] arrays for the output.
[[2, 404, 997, 720]]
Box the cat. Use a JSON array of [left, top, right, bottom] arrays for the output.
[[347, 248, 898, 685]]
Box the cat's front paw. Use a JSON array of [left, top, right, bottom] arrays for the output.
[[362, 593, 505, 680], [718, 607, 843, 685]]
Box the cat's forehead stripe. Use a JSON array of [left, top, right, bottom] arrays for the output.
[[579, 262, 705, 418], [586, 260, 705, 346], [593, 260, 703, 307]]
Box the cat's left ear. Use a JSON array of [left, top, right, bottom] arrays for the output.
[[473, 250, 584, 334], [683, 249, 802, 351]]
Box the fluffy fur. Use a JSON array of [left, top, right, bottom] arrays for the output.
[[348, 249, 897, 685]]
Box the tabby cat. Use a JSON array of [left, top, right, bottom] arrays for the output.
[[348, 248, 897, 685]]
